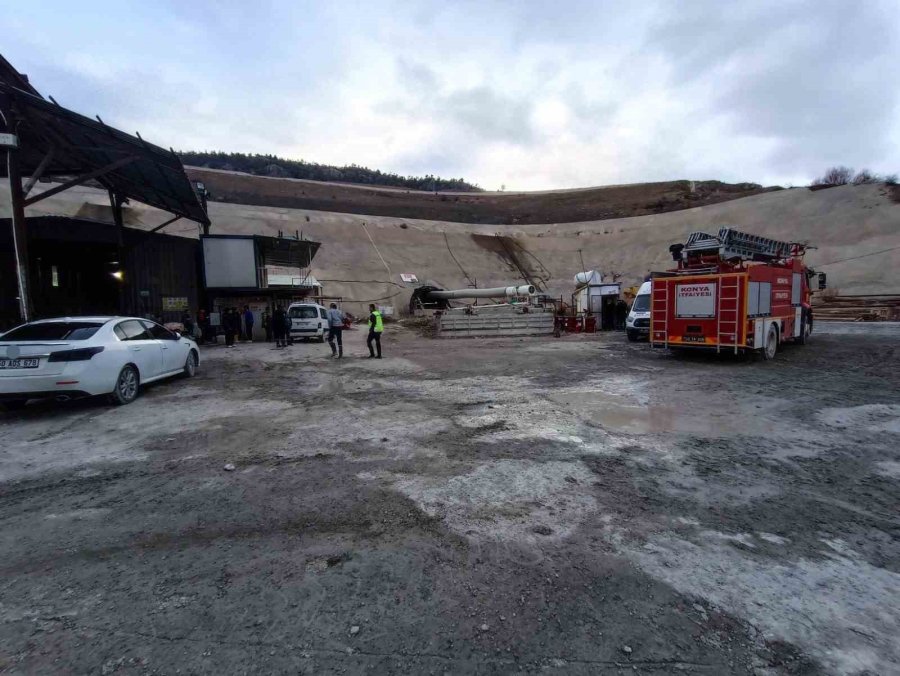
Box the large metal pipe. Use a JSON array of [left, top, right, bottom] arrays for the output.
[[427, 284, 536, 300]]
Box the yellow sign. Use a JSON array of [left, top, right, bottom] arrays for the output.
[[162, 296, 189, 311]]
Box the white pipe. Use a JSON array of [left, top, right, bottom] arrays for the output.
[[428, 284, 535, 300]]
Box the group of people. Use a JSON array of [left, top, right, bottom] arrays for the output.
[[270, 304, 293, 348], [320, 302, 384, 359], [220, 306, 256, 348], [180, 302, 386, 358], [266, 302, 384, 358]]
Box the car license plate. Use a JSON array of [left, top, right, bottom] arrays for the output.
[[682, 335, 705, 343], [0, 357, 39, 369]]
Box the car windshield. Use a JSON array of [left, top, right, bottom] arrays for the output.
[[289, 307, 318, 319], [632, 294, 650, 312], [0, 321, 104, 341]]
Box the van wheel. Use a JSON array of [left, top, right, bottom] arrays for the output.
[[627, 330, 639, 342], [762, 325, 778, 360], [109, 365, 140, 405], [2, 399, 27, 411]]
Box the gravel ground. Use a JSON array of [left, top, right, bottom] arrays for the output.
[[1, 323, 898, 675]]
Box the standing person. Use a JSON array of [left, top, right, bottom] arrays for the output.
[[284, 307, 294, 346], [326, 303, 345, 359], [243, 305, 255, 342], [615, 299, 628, 331], [231, 308, 240, 347], [231, 308, 241, 345], [181, 310, 195, 339], [223, 308, 234, 348], [262, 309, 272, 342], [273, 304, 287, 348], [233, 307, 243, 342], [197, 308, 208, 345], [366, 303, 383, 359]]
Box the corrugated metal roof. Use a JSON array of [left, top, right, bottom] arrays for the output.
[[0, 59, 209, 225]]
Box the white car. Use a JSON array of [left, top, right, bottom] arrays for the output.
[[0, 316, 199, 409], [287, 302, 328, 342]]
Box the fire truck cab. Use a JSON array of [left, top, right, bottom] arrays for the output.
[[650, 228, 815, 359]]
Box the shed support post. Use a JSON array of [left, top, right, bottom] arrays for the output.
[[109, 190, 127, 315], [1, 97, 33, 323], [199, 190, 210, 236]]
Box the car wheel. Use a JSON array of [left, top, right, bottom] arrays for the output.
[[183, 350, 198, 377], [627, 330, 639, 342], [109, 365, 140, 405], [762, 324, 778, 360], [2, 399, 28, 411]]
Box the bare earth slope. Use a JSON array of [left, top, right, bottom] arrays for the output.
[[5, 180, 899, 316], [185, 167, 778, 225]]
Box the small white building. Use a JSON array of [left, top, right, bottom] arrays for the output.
[[573, 270, 621, 330]]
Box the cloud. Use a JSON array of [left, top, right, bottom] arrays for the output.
[[2, 0, 898, 190], [650, 0, 900, 175]]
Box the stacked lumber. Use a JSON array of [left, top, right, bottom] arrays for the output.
[[812, 293, 900, 321]]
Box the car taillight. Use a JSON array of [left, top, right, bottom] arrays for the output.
[[48, 346, 105, 362]]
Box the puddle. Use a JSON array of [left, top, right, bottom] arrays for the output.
[[548, 390, 716, 435]]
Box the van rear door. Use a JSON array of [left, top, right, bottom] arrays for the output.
[[289, 306, 320, 334]]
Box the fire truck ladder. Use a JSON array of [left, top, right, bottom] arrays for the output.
[[685, 227, 798, 262], [717, 276, 740, 354], [717, 228, 796, 261], [651, 279, 669, 347]]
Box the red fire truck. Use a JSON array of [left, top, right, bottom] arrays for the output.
[[650, 228, 818, 359]]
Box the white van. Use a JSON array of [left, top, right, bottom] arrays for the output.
[[287, 302, 328, 342], [626, 281, 652, 342]]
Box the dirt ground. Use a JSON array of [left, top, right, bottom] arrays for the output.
[[1, 323, 898, 675], [186, 167, 777, 225]]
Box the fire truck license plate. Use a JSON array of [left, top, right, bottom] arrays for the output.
[[682, 335, 705, 343]]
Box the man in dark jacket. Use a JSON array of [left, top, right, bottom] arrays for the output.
[[283, 307, 294, 346], [273, 304, 287, 348], [198, 308, 209, 344], [222, 307, 235, 347], [181, 310, 194, 338], [262, 309, 272, 342], [243, 305, 255, 342], [615, 299, 628, 331]]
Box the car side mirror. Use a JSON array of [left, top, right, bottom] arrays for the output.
[[173, 331, 182, 339]]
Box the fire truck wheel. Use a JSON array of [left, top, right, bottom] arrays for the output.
[[762, 324, 778, 360]]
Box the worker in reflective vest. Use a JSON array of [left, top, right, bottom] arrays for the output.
[[366, 303, 383, 359]]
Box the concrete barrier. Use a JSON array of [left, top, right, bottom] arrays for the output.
[[437, 311, 555, 337]]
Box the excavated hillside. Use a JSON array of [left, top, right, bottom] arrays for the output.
[[7, 179, 899, 317], [185, 167, 779, 225]]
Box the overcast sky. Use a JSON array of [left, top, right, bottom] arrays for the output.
[[5, 0, 899, 190]]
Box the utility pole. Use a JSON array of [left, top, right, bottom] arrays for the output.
[[1, 96, 32, 323]]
